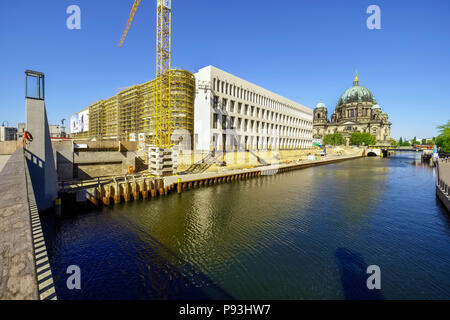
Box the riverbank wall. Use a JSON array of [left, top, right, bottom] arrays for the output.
[[437, 157, 450, 212], [62, 153, 364, 208], [0, 147, 56, 300]]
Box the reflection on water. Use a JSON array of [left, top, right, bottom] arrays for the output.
[[41, 152, 450, 299]]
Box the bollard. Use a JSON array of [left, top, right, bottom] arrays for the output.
[[177, 178, 182, 193]]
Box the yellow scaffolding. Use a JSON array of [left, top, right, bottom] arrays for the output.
[[72, 69, 195, 145]]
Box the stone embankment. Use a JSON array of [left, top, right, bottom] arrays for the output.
[[437, 157, 450, 212]]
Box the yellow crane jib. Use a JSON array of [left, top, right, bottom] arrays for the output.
[[118, 0, 142, 48]]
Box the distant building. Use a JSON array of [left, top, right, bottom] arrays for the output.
[[16, 122, 66, 140], [313, 74, 391, 145], [17, 122, 26, 140], [49, 124, 66, 138], [0, 126, 17, 141]]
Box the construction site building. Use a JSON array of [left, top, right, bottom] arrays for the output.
[[71, 69, 195, 149]]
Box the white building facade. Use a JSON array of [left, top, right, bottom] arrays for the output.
[[194, 66, 313, 151]]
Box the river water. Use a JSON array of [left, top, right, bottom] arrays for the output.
[[41, 152, 450, 299]]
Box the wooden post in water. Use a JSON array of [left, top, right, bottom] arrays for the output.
[[124, 183, 130, 202], [114, 183, 121, 204], [150, 180, 156, 198], [142, 180, 148, 199], [158, 179, 164, 196]]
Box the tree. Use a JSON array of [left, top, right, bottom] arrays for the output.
[[436, 120, 450, 152], [323, 133, 345, 145], [421, 138, 427, 145], [412, 136, 419, 145], [399, 137, 403, 145], [390, 138, 398, 146], [349, 132, 377, 146]]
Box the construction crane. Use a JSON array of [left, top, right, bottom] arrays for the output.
[[118, 0, 172, 148]]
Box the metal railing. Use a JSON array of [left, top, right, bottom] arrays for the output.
[[58, 173, 153, 192]]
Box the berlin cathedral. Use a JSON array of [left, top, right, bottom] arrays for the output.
[[313, 74, 391, 145]]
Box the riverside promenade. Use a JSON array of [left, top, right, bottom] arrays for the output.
[[165, 153, 364, 193], [0, 147, 56, 300]]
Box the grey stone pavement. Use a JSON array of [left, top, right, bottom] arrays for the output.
[[0, 155, 10, 173], [0, 148, 38, 300]]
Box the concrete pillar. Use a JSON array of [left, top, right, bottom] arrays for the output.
[[25, 71, 57, 211]]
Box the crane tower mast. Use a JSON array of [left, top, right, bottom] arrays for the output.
[[156, 0, 172, 147], [118, 0, 172, 148]]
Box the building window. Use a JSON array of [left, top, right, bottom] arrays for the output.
[[213, 96, 218, 109], [222, 98, 227, 111], [238, 103, 242, 114], [222, 115, 227, 130], [230, 100, 235, 113], [213, 113, 218, 129]]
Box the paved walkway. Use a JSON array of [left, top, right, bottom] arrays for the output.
[[0, 148, 38, 299], [0, 155, 11, 173]]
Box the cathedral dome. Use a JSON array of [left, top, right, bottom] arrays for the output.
[[372, 104, 381, 109], [337, 74, 377, 107], [315, 101, 327, 109]]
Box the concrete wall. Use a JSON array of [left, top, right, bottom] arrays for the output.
[[437, 158, 450, 212], [0, 147, 38, 299], [51, 140, 137, 180], [0, 141, 19, 155], [72, 151, 135, 179], [52, 140, 74, 181]]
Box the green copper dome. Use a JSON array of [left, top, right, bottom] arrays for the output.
[[372, 104, 381, 109], [315, 102, 327, 109], [337, 74, 377, 107]]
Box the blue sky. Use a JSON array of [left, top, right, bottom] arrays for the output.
[[1, 0, 449, 139]]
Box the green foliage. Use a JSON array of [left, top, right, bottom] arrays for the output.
[[349, 132, 377, 146], [390, 138, 398, 146], [412, 136, 419, 145], [436, 120, 450, 152], [421, 138, 427, 145], [402, 140, 411, 146], [323, 133, 345, 145], [397, 137, 411, 147]]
